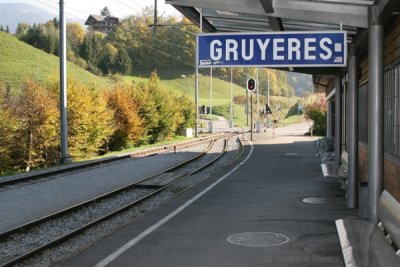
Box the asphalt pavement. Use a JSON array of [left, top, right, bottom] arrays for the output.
[[59, 123, 359, 267]]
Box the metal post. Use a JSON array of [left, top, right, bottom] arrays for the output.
[[195, 68, 199, 137], [230, 68, 234, 128], [246, 89, 249, 126], [153, 0, 157, 37], [267, 71, 270, 128], [250, 92, 253, 141], [210, 68, 212, 116], [59, 0, 70, 164], [368, 6, 384, 222], [195, 35, 199, 138], [200, 8, 203, 32], [335, 75, 342, 167], [327, 101, 333, 138], [347, 44, 359, 209], [256, 68, 259, 117]]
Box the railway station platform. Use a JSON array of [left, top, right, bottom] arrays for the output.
[[60, 123, 358, 267]]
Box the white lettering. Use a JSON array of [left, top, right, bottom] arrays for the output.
[[242, 39, 254, 60], [273, 38, 284, 60], [210, 40, 222, 61], [319, 38, 332, 60], [257, 39, 270, 60], [226, 39, 238, 61], [288, 38, 301, 60], [304, 38, 316, 60]]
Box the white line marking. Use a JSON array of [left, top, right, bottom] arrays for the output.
[[95, 135, 253, 267]]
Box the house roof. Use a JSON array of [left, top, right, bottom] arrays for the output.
[[84, 15, 120, 26]]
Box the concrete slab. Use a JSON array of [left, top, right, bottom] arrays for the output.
[[59, 124, 359, 267]]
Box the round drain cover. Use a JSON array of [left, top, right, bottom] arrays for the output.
[[227, 232, 290, 247]]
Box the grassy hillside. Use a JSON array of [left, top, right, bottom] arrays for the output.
[[0, 31, 305, 128], [0, 32, 113, 90]]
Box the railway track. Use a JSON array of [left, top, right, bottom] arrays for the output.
[[0, 133, 239, 266], [0, 133, 228, 191]]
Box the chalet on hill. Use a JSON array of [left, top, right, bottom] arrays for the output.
[[84, 15, 119, 34]]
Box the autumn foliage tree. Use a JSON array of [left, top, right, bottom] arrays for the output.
[[0, 87, 21, 173], [13, 79, 59, 170], [106, 84, 143, 150], [56, 80, 113, 159], [0, 72, 194, 173]]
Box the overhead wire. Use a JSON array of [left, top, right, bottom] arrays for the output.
[[114, 0, 141, 13], [32, 1, 210, 75], [34, 0, 87, 20], [141, 36, 193, 51]]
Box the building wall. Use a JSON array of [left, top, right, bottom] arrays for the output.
[[357, 15, 400, 201], [358, 143, 368, 183]]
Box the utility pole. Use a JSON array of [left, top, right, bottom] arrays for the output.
[[153, 0, 157, 37], [59, 0, 70, 164]]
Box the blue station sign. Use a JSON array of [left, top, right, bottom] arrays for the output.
[[197, 31, 347, 68]]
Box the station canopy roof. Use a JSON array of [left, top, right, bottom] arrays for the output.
[[166, 0, 399, 90]]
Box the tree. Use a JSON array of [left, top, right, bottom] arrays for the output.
[[0, 87, 21, 173], [107, 84, 143, 150], [80, 32, 104, 74], [14, 79, 59, 171], [113, 47, 132, 75], [101, 6, 111, 16], [62, 79, 113, 159], [15, 22, 30, 39], [67, 22, 85, 56]]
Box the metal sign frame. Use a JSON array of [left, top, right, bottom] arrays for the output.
[[196, 31, 347, 68]]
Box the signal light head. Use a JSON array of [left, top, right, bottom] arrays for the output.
[[247, 78, 256, 92]]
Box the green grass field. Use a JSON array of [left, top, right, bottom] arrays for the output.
[[0, 31, 306, 128], [0, 32, 113, 90]]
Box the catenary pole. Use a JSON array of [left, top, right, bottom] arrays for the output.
[[59, 0, 70, 164]]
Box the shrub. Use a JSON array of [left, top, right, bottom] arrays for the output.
[[304, 101, 326, 136], [106, 84, 143, 150], [234, 95, 246, 105]]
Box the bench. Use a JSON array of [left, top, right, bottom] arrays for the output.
[[321, 152, 348, 189], [335, 190, 400, 266]]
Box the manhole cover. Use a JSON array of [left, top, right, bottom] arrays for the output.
[[302, 197, 346, 204], [284, 152, 299, 156], [227, 232, 290, 247]]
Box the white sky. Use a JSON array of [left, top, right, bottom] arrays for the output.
[[0, 0, 180, 20]]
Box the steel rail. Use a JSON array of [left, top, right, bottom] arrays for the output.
[[0, 133, 227, 189], [1, 133, 237, 267]]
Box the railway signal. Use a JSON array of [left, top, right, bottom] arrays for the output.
[[247, 78, 256, 92]]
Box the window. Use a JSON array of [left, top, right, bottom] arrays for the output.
[[358, 83, 368, 144], [384, 62, 400, 156]]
